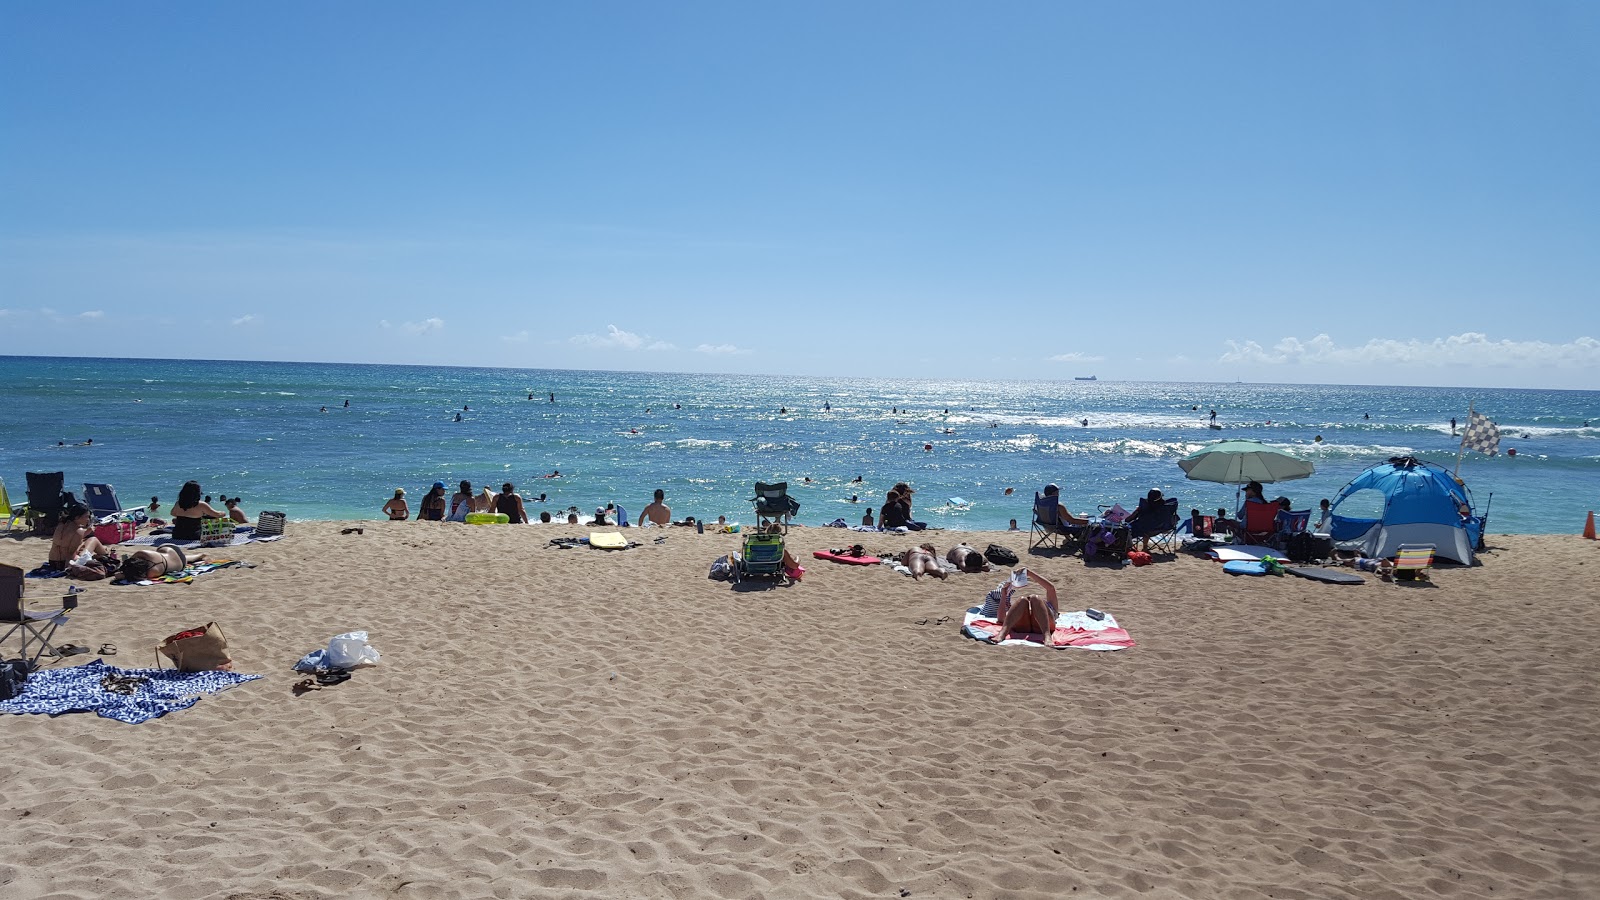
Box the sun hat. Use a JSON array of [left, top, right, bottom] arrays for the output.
[[394, 488, 405, 495]]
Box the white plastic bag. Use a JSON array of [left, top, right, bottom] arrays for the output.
[[324, 630, 382, 669]]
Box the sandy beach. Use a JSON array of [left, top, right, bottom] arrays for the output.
[[1, 523, 1596, 899]]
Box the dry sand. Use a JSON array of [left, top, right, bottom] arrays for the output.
[[1, 523, 1596, 899]]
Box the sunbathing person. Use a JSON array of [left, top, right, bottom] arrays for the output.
[[118, 545, 207, 581], [473, 486, 498, 514], [946, 543, 991, 573], [989, 570, 1063, 644], [496, 483, 529, 523], [1333, 551, 1394, 580], [171, 480, 226, 541], [383, 489, 409, 520], [50, 506, 109, 569], [418, 483, 448, 521], [642, 488, 671, 526], [901, 543, 947, 580], [449, 481, 474, 520]]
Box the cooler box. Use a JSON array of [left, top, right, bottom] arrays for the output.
[[93, 521, 137, 545]]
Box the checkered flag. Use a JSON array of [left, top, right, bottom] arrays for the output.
[[1460, 411, 1500, 456]]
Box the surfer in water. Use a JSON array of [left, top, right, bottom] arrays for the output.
[[1209, 409, 1217, 424]]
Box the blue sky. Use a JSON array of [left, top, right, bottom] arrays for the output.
[[3, 1, 1597, 388]]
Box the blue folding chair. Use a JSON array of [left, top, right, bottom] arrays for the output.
[[82, 483, 145, 522]]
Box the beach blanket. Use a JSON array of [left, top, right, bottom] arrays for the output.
[[122, 530, 281, 549], [115, 560, 243, 586], [962, 608, 1135, 650], [0, 659, 260, 724]]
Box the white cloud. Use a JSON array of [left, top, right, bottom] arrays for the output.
[[693, 343, 750, 355], [231, 314, 260, 326], [77, 310, 104, 319], [381, 317, 445, 335], [569, 324, 675, 351], [1221, 333, 1600, 369], [1049, 352, 1105, 363]]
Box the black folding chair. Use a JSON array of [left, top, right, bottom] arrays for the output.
[[0, 564, 78, 666]]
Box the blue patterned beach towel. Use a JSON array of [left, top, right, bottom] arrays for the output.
[[0, 659, 260, 724]]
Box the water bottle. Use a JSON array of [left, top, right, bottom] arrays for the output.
[[696, 520, 704, 534]]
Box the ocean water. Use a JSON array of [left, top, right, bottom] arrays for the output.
[[2, 356, 1596, 534]]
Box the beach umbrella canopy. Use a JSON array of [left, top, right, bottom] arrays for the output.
[[1178, 439, 1315, 484]]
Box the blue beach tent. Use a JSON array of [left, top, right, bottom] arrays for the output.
[[1327, 457, 1482, 565]]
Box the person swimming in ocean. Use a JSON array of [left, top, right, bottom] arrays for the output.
[[454, 412, 462, 422]]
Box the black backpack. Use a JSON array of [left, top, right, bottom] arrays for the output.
[[1285, 531, 1316, 563], [984, 544, 1019, 566], [0, 658, 31, 701]]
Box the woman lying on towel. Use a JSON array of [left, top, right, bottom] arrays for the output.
[[945, 543, 991, 573], [988, 570, 1062, 644], [901, 543, 948, 580], [117, 545, 208, 581]]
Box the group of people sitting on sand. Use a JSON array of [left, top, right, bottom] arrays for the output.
[[386, 481, 538, 524], [42, 480, 223, 581]]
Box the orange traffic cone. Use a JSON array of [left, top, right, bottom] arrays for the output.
[[1585, 511, 1596, 540]]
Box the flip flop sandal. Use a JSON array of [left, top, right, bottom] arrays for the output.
[[56, 644, 90, 657], [340, 527, 365, 535], [314, 670, 352, 686], [98, 643, 117, 656]]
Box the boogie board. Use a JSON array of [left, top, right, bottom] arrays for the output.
[[588, 531, 628, 550], [465, 512, 509, 525], [1209, 545, 1278, 561], [1222, 560, 1268, 576], [813, 549, 882, 566], [1287, 567, 1365, 585]]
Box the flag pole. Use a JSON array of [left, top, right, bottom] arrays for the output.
[[1454, 402, 1472, 478]]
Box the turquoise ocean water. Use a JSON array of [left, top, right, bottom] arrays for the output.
[[2, 356, 1596, 534]]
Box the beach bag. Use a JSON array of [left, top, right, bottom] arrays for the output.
[[708, 555, 733, 581], [199, 517, 235, 547], [1285, 531, 1316, 563], [256, 511, 286, 536], [93, 521, 137, 545], [0, 658, 29, 701], [157, 622, 231, 672], [1127, 550, 1153, 567], [984, 544, 1018, 567]]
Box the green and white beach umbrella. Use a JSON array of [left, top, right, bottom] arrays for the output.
[[1178, 439, 1315, 485]]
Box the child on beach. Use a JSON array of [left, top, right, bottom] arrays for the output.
[[223, 496, 249, 524]]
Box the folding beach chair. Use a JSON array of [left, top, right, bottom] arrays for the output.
[[1128, 497, 1181, 555], [1271, 509, 1312, 549], [25, 471, 72, 536], [1392, 544, 1435, 583], [749, 482, 800, 533], [82, 483, 145, 523], [0, 563, 77, 666], [1238, 500, 1278, 545], [0, 478, 26, 533], [733, 532, 789, 584], [1028, 493, 1080, 554]]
